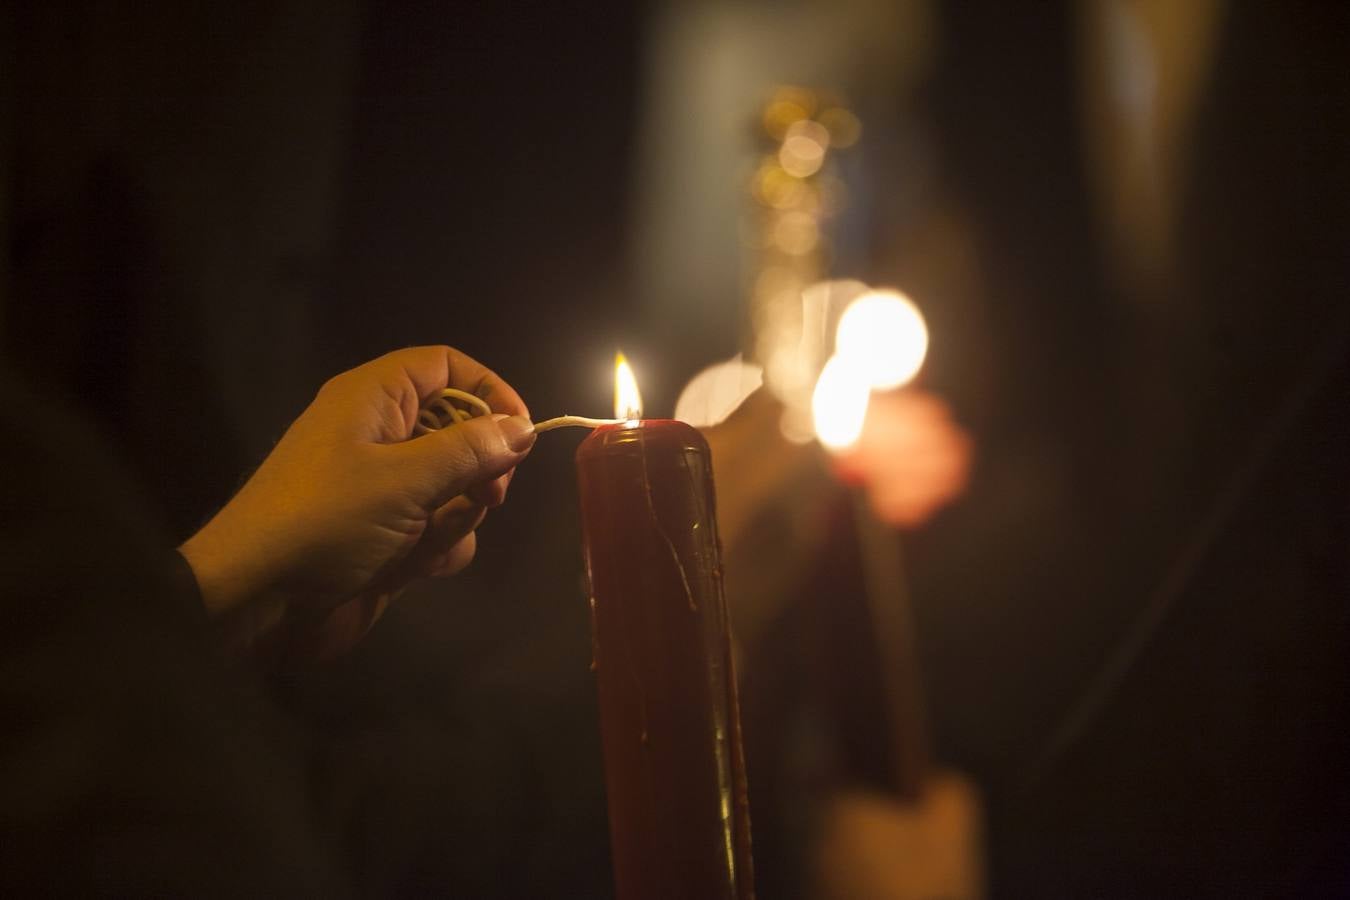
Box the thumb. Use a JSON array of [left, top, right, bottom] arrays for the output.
[[393, 413, 536, 508]]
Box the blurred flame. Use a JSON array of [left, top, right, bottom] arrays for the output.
[[835, 289, 929, 390], [674, 355, 763, 428], [614, 353, 643, 421], [812, 355, 871, 449]]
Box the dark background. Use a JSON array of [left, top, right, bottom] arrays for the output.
[[5, 2, 648, 894], [4, 2, 1348, 897]]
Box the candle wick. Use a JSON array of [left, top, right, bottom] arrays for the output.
[[412, 392, 624, 436], [534, 415, 627, 432]]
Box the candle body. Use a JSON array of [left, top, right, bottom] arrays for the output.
[[577, 421, 754, 900]]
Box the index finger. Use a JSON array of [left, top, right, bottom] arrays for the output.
[[381, 347, 529, 507], [396, 345, 529, 419], [338, 345, 530, 440]]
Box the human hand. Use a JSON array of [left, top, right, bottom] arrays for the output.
[[179, 346, 535, 662], [697, 390, 839, 647], [813, 774, 985, 900], [832, 389, 972, 528]]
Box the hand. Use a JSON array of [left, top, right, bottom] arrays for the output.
[[179, 346, 535, 662], [813, 774, 985, 900], [833, 389, 973, 528], [699, 390, 841, 648]]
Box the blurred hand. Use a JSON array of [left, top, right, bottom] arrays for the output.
[[833, 390, 973, 528], [179, 346, 535, 662], [814, 774, 985, 900], [698, 390, 840, 647]]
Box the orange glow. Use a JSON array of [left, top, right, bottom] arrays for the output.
[[614, 353, 643, 422]]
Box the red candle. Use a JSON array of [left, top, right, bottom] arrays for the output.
[[576, 359, 754, 900]]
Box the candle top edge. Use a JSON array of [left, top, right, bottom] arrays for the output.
[[575, 419, 708, 457]]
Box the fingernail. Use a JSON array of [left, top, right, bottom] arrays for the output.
[[496, 415, 536, 452]]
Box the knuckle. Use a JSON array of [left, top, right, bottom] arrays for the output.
[[401, 344, 455, 366], [317, 370, 352, 399], [451, 422, 506, 473], [440, 532, 477, 575]]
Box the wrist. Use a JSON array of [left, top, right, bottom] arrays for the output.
[[180, 511, 292, 653], [180, 523, 252, 615]]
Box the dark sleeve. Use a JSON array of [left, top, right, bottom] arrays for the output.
[[0, 372, 351, 896]]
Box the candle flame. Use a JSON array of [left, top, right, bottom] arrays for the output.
[[812, 354, 870, 449], [834, 289, 929, 390], [614, 352, 643, 421]]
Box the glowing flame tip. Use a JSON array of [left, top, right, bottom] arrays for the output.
[[614, 352, 643, 421]]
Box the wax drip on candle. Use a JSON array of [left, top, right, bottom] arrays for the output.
[[412, 387, 626, 436], [625, 639, 650, 747], [416, 388, 700, 613], [640, 436, 699, 613], [607, 476, 651, 748], [588, 591, 601, 673]]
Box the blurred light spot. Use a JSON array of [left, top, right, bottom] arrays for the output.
[[778, 120, 830, 178], [764, 344, 809, 402], [792, 182, 823, 216], [818, 107, 862, 148], [835, 289, 928, 389], [674, 355, 764, 428], [772, 211, 820, 255], [614, 352, 643, 421], [788, 119, 830, 147], [762, 87, 817, 140], [778, 406, 816, 445], [812, 354, 870, 449], [754, 266, 802, 305], [754, 164, 806, 209]]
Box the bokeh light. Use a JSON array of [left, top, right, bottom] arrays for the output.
[[834, 289, 929, 389], [772, 211, 821, 255], [778, 119, 830, 178], [753, 163, 807, 210], [761, 87, 817, 140], [812, 354, 871, 449], [674, 355, 764, 428], [817, 106, 862, 148]]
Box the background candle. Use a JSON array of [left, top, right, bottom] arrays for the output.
[[577, 420, 754, 900]]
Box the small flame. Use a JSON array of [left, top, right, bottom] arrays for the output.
[[834, 289, 929, 390], [614, 352, 643, 421], [812, 354, 870, 449]]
